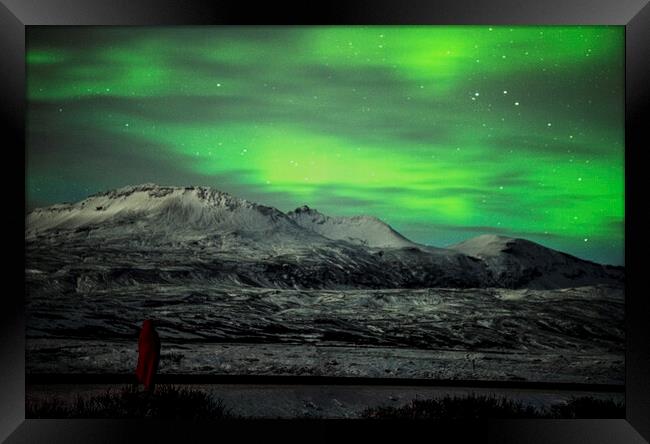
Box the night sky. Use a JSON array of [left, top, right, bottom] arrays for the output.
[[26, 26, 624, 265]]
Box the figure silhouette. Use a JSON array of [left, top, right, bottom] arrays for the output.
[[135, 319, 160, 392]]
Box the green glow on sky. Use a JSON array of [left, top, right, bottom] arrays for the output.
[[26, 26, 624, 264]]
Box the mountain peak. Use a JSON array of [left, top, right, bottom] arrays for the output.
[[25, 183, 296, 238], [448, 233, 622, 288], [291, 205, 318, 214], [90, 183, 239, 202], [449, 234, 543, 258], [287, 207, 417, 249]]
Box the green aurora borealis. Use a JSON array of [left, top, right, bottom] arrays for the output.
[[26, 26, 624, 265]]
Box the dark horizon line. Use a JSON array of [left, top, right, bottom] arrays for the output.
[[26, 373, 624, 393]]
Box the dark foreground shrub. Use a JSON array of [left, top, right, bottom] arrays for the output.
[[361, 394, 537, 419], [27, 385, 232, 419], [361, 395, 624, 419], [549, 396, 625, 419]]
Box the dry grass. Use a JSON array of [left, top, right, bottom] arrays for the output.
[[361, 394, 624, 419], [27, 384, 232, 419]]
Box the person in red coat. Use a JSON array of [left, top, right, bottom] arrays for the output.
[[135, 319, 160, 392]]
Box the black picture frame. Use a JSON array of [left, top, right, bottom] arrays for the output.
[[2, 1, 649, 442]]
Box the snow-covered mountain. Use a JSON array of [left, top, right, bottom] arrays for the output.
[[287, 205, 417, 249], [449, 234, 623, 289], [25, 184, 623, 290], [27, 184, 309, 238], [25, 184, 337, 256]]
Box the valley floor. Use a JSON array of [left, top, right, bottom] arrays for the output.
[[25, 284, 624, 418], [26, 382, 624, 419], [27, 340, 624, 385]]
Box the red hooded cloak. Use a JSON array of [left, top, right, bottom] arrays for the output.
[[135, 319, 160, 391]]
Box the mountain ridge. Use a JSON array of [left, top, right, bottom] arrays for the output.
[[25, 184, 624, 290], [287, 204, 419, 249]]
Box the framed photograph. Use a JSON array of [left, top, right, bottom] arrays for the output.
[[2, 0, 649, 442]]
